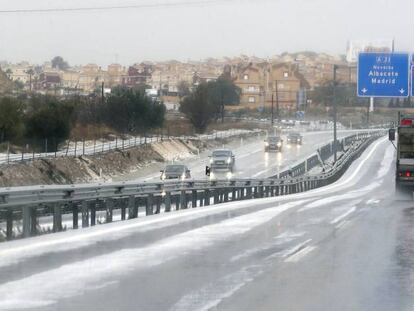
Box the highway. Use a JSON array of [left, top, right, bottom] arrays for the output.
[[1, 136, 413, 310], [123, 130, 355, 182], [0, 129, 353, 233]]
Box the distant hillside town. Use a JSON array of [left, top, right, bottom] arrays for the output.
[[0, 52, 357, 111]]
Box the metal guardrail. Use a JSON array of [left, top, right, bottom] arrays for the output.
[[0, 131, 385, 241], [0, 129, 263, 165], [273, 131, 374, 179]]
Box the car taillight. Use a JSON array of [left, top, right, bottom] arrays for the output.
[[401, 119, 413, 126]]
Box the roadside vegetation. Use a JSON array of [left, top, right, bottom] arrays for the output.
[[179, 76, 240, 133], [0, 87, 166, 152]]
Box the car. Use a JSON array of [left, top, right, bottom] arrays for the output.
[[264, 136, 283, 152], [160, 164, 191, 180], [209, 149, 235, 172], [287, 132, 303, 145]]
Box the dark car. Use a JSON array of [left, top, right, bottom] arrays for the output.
[[287, 132, 303, 145], [209, 149, 235, 172], [265, 136, 283, 152], [160, 164, 191, 180]]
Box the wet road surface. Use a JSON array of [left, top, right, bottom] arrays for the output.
[[124, 130, 358, 182], [1, 136, 413, 311]]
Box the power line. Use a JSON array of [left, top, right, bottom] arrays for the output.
[[0, 0, 237, 14]]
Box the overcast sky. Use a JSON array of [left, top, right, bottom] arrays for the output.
[[0, 0, 413, 66]]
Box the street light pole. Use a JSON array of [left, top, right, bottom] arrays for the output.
[[275, 80, 280, 121], [333, 65, 338, 163], [271, 93, 274, 126]]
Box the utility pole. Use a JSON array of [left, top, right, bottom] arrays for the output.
[[221, 91, 225, 123], [29, 73, 32, 92], [275, 80, 280, 121], [101, 82, 104, 105], [333, 65, 338, 163], [271, 93, 274, 126]]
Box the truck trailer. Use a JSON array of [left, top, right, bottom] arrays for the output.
[[389, 112, 414, 192]]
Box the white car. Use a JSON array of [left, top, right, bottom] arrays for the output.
[[209, 149, 235, 172]]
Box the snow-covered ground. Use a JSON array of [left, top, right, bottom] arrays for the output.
[[0, 129, 261, 165]]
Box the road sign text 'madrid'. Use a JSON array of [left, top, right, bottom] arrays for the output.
[[357, 52, 409, 97]]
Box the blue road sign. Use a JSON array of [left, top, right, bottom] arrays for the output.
[[357, 52, 409, 97]]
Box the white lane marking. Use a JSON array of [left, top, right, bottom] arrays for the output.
[[284, 245, 316, 263], [274, 230, 306, 241], [294, 137, 388, 198], [298, 198, 362, 213], [0, 200, 308, 310], [281, 239, 312, 259], [330, 206, 356, 225], [366, 199, 380, 205], [377, 143, 395, 179], [170, 264, 264, 311], [230, 231, 306, 262], [252, 169, 269, 178], [335, 220, 351, 231]]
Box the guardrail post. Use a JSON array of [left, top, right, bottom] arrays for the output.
[[253, 186, 258, 198], [106, 199, 114, 223], [91, 201, 97, 226], [155, 196, 161, 214], [239, 188, 245, 200], [121, 198, 127, 220], [22, 206, 31, 238], [53, 203, 62, 232], [128, 196, 137, 218], [192, 190, 197, 208], [199, 191, 204, 207], [175, 194, 180, 210], [224, 190, 229, 202], [232, 188, 237, 201], [258, 186, 264, 198], [165, 192, 171, 212], [146, 194, 154, 215], [213, 189, 219, 204], [180, 190, 187, 209], [73, 203, 79, 229], [30, 207, 37, 236], [246, 187, 252, 199], [6, 208, 13, 240], [82, 201, 89, 228], [204, 189, 210, 206]]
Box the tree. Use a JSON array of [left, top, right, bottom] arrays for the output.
[[309, 80, 364, 107], [177, 81, 191, 98], [25, 97, 74, 151], [102, 87, 165, 134], [180, 83, 219, 133], [208, 76, 241, 106], [14, 80, 25, 90], [51, 56, 69, 71], [0, 97, 24, 143], [206, 77, 241, 122], [26, 68, 35, 91], [4, 69, 12, 78]]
